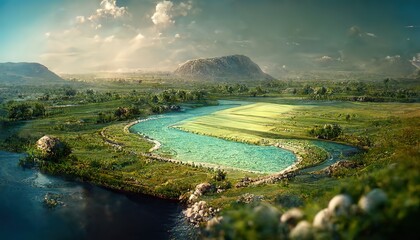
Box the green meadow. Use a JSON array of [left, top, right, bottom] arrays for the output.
[[177, 100, 420, 146]]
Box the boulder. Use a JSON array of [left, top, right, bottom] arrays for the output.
[[290, 221, 313, 240], [194, 182, 213, 196], [328, 194, 352, 217], [280, 208, 304, 227], [324, 160, 357, 176], [313, 208, 332, 230], [358, 188, 388, 214], [36, 135, 70, 159]]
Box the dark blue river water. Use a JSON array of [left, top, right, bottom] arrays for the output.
[[0, 151, 192, 240]]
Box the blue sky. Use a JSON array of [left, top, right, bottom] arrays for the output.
[[1, 0, 419, 75]]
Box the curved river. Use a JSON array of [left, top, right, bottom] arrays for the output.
[[0, 151, 193, 240], [131, 100, 359, 173]]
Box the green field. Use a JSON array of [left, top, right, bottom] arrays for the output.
[[177, 100, 420, 146]]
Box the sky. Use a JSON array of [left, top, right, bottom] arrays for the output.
[[1, 0, 420, 75]]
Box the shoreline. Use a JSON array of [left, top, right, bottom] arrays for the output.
[[122, 106, 355, 185], [125, 118, 311, 178], [126, 119, 268, 174]]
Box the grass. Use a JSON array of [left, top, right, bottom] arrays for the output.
[[176, 103, 297, 144], [178, 101, 420, 143]]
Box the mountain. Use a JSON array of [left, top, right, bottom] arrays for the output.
[[0, 62, 64, 84], [174, 55, 274, 81]]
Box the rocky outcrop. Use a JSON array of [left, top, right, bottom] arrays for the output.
[[188, 182, 214, 203], [184, 201, 220, 227], [235, 170, 297, 187], [323, 160, 358, 176], [174, 55, 274, 81]]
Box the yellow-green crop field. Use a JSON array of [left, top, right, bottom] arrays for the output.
[[176, 101, 420, 145]]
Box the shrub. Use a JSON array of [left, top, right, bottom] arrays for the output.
[[212, 169, 227, 181], [309, 124, 342, 140]]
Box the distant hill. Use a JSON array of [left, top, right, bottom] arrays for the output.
[[174, 55, 274, 81], [0, 62, 64, 84]]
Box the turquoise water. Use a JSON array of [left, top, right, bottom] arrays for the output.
[[132, 101, 295, 173], [301, 141, 360, 173], [131, 100, 359, 173]]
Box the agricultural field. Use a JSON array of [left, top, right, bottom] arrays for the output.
[[177, 100, 420, 146]]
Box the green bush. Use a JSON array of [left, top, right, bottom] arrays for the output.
[[309, 123, 343, 140], [7, 102, 46, 120]]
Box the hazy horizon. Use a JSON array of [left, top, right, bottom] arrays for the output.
[[1, 0, 420, 76]]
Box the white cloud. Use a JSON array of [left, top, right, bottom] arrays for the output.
[[94, 35, 101, 42], [177, 1, 193, 16], [45, 32, 51, 38], [366, 32, 377, 38], [319, 55, 333, 61], [39, 0, 198, 72], [151, 1, 174, 26], [151, 1, 193, 27], [104, 35, 115, 43], [75, 16, 85, 24], [94, 0, 127, 19], [134, 33, 145, 41]]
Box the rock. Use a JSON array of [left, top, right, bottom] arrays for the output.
[[183, 200, 215, 227], [328, 194, 352, 217], [281, 208, 304, 227], [313, 208, 332, 230], [235, 176, 253, 188], [36, 135, 70, 159], [169, 105, 181, 111], [290, 221, 313, 240], [43, 193, 63, 209], [324, 160, 357, 176], [194, 182, 213, 196], [236, 193, 263, 204], [358, 188, 388, 214], [189, 193, 198, 202], [206, 216, 223, 230]]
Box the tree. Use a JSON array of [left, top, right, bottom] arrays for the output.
[[7, 102, 45, 120], [302, 85, 314, 95], [32, 103, 46, 117], [64, 87, 77, 97], [309, 124, 343, 140], [8, 103, 31, 120]]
